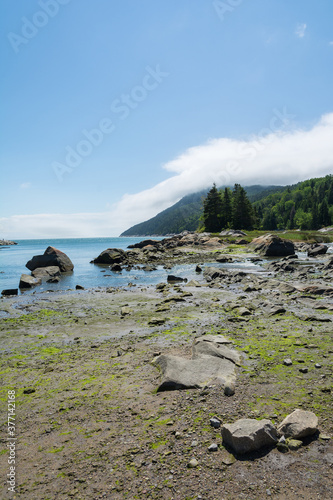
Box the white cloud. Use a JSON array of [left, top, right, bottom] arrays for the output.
[[1, 112, 333, 238], [295, 23, 307, 38]]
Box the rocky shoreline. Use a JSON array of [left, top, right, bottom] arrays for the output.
[[0, 234, 332, 499]]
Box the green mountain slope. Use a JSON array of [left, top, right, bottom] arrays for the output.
[[121, 185, 282, 236], [254, 175, 333, 230]]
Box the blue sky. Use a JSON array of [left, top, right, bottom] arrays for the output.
[[1, 0, 333, 238]]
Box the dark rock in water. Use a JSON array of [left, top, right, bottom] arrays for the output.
[[32, 266, 61, 279], [221, 418, 278, 454], [167, 275, 187, 283], [26, 247, 74, 272], [127, 239, 161, 249], [93, 248, 126, 265], [195, 265, 202, 273], [307, 244, 328, 257], [19, 274, 42, 289], [76, 284, 84, 290], [250, 234, 295, 257], [110, 263, 122, 272], [323, 256, 333, 269], [216, 255, 233, 263], [1, 288, 18, 296], [47, 276, 60, 283], [203, 266, 227, 281], [142, 265, 157, 272]]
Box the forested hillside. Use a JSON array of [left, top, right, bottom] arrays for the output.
[[121, 185, 281, 236], [255, 175, 333, 230], [121, 176, 333, 236]]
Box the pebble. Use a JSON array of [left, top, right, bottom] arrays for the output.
[[191, 440, 198, 447], [299, 367, 308, 373], [208, 443, 218, 452], [315, 363, 322, 368], [187, 458, 198, 468], [283, 358, 293, 366]]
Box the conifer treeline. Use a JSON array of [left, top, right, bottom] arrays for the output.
[[202, 184, 257, 231], [202, 175, 333, 232]]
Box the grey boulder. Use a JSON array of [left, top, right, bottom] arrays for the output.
[[26, 247, 74, 272], [221, 418, 278, 454], [31, 266, 61, 279], [153, 335, 240, 393], [277, 409, 318, 439], [19, 274, 42, 289], [249, 234, 295, 257]]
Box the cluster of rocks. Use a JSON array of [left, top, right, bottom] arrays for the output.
[[91, 233, 225, 271], [0, 239, 17, 246], [19, 247, 74, 290], [219, 409, 318, 455]]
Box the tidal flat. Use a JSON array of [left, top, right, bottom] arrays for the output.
[[1, 242, 333, 499]]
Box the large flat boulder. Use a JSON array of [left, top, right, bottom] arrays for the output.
[[26, 247, 74, 272], [277, 409, 318, 439], [153, 354, 236, 392], [153, 335, 240, 393], [192, 336, 241, 366], [250, 234, 295, 257], [221, 418, 278, 454]]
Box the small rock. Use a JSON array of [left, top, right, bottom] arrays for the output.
[[191, 440, 198, 447], [315, 363, 322, 368], [319, 434, 331, 441], [187, 458, 198, 468], [276, 442, 289, 453], [283, 358, 293, 366], [299, 367, 308, 373], [210, 417, 222, 429], [75, 284, 84, 290], [287, 438, 303, 450], [220, 449, 236, 465], [208, 443, 218, 452], [23, 388, 36, 394], [148, 317, 166, 326], [224, 383, 235, 396]]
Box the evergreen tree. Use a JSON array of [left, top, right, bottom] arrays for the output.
[[232, 184, 254, 229], [318, 199, 331, 227], [202, 184, 223, 232], [220, 187, 233, 229]]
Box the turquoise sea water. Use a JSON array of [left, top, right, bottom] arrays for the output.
[[0, 237, 268, 295], [0, 237, 162, 294]]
